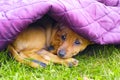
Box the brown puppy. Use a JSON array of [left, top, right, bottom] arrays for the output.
[[50, 24, 91, 58], [8, 17, 91, 68]]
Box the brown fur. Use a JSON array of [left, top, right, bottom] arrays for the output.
[[50, 24, 91, 58], [8, 18, 91, 68]]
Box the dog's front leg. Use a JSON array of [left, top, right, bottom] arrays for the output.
[[37, 50, 79, 67], [20, 50, 51, 67]]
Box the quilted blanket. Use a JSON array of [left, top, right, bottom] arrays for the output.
[[0, 0, 120, 50]]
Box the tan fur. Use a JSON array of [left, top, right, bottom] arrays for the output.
[[50, 25, 91, 58], [8, 19, 91, 68]]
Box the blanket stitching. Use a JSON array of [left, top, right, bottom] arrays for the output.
[[1, 1, 48, 13]]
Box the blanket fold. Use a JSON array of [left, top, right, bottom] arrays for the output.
[[0, 0, 120, 50]]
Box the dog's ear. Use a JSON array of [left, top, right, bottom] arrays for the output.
[[57, 23, 67, 30], [89, 41, 94, 45]]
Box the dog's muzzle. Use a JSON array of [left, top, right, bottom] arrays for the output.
[[58, 49, 66, 58]]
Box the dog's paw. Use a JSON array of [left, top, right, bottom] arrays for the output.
[[65, 58, 79, 67]]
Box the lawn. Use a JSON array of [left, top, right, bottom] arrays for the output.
[[0, 45, 120, 80]]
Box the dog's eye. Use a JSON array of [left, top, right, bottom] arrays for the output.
[[61, 35, 66, 41], [74, 39, 81, 45]]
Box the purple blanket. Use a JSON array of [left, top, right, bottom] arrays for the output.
[[0, 0, 120, 50]]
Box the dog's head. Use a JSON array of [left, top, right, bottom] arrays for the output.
[[50, 24, 92, 58]]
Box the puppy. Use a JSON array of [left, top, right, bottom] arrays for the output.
[[8, 17, 91, 68], [50, 24, 91, 58]]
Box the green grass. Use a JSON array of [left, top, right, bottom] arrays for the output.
[[0, 45, 120, 80]]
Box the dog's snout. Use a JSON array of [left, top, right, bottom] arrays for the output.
[[58, 49, 66, 57]]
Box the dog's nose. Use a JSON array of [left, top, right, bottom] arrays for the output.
[[58, 49, 66, 57]]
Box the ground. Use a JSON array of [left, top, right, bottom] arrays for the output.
[[0, 45, 120, 80]]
